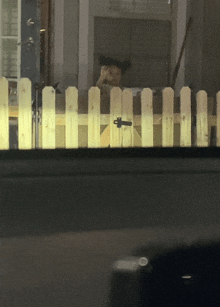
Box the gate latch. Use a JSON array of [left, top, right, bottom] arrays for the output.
[[113, 117, 132, 128]]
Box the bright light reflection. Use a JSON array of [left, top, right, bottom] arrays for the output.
[[181, 275, 192, 279]]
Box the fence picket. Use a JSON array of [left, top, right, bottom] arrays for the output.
[[0, 78, 9, 150], [197, 90, 208, 147], [141, 88, 153, 147], [180, 87, 191, 146], [3, 78, 220, 149], [65, 87, 78, 148], [122, 89, 133, 147], [162, 87, 174, 147], [18, 78, 32, 149], [88, 87, 100, 148], [42, 87, 56, 149], [110, 87, 122, 147], [216, 91, 220, 147]]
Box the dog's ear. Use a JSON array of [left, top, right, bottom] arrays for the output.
[[99, 55, 117, 67], [99, 55, 131, 74], [121, 60, 131, 74], [99, 55, 106, 66]]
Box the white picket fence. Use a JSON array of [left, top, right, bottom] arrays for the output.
[[0, 77, 219, 149]]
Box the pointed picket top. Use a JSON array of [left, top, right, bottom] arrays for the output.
[[42, 86, 56, 149], [0, 77, 9, 149], [162, 86, 174, 93], [18, 78, 32, 149], [110, 86, 122, 105], [65, 86, 78, 148], [162, 87, 174, 111], [141, 88, 153, 147], [88, 86, 100, 103], [122, 88, 132, 95], [217, 91, 220, 147], [66, 86, 78, 111], [197, 90, 208, 114], [180, 86, 191, 95], [110, 87, 122, 147], [162, 87, 174, 147], [197, 90, 208, 147], [88, 86, 100, 148], [180, 87, 191, 147]]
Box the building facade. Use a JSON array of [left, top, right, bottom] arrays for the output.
[[2, 0, 218, 97]]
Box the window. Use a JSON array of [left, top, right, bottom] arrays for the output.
[[94, 17, 171, 88], [109, 0, 171, 15], [0, 0, 21, 81]]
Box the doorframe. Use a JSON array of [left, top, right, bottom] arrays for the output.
[[17, 0, 21, 81]]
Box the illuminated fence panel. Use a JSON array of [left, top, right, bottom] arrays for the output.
[[1, 78, 219, 149], [197, 90, 208, 147], [217, 92, 220, 147], [18, 78, 32, 149], [141, 88, 153, 147], [42, 87, 56, 149], [65, 87, 78, 149], [88, 87, 100, 148], [180, 87, 191, 147], [122, 89, 133, 147], [0, 77, 9, 149], [110, 87, 122, 148], [162, 87, 174, 147]]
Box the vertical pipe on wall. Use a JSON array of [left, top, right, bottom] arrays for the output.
[[53, 0, 64, 91], [78, 0, 89, 95], [0, 0, 2, 77], [175, 0, 187, 96], [17, 0, 21, 80]]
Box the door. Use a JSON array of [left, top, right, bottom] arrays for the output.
[[20, 0, 41, 86], [0, 0, 40, 87]]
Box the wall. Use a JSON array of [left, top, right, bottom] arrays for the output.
[[185, 0, 204, 94], [185, 0, 220, 97], [202, 0, 220, 96]]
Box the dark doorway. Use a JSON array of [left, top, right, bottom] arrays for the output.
[[40, 0, 53, 85]]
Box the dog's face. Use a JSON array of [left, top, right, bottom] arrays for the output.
[[106, 65, 122, 86]]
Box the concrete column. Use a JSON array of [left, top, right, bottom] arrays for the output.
[[53, 0, 64, 90], [78, 0, 89, 95], [185, 0, 205, 94], [175, 0, 187, 95], [63, 0, 79, 90]]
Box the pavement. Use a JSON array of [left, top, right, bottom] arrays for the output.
[[1, 225, 220, 307]]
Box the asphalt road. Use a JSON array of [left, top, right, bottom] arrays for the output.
[[1, 225, 220, 307]]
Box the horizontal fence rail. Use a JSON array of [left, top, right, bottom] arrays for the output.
[[0, 77, 219, 149]]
